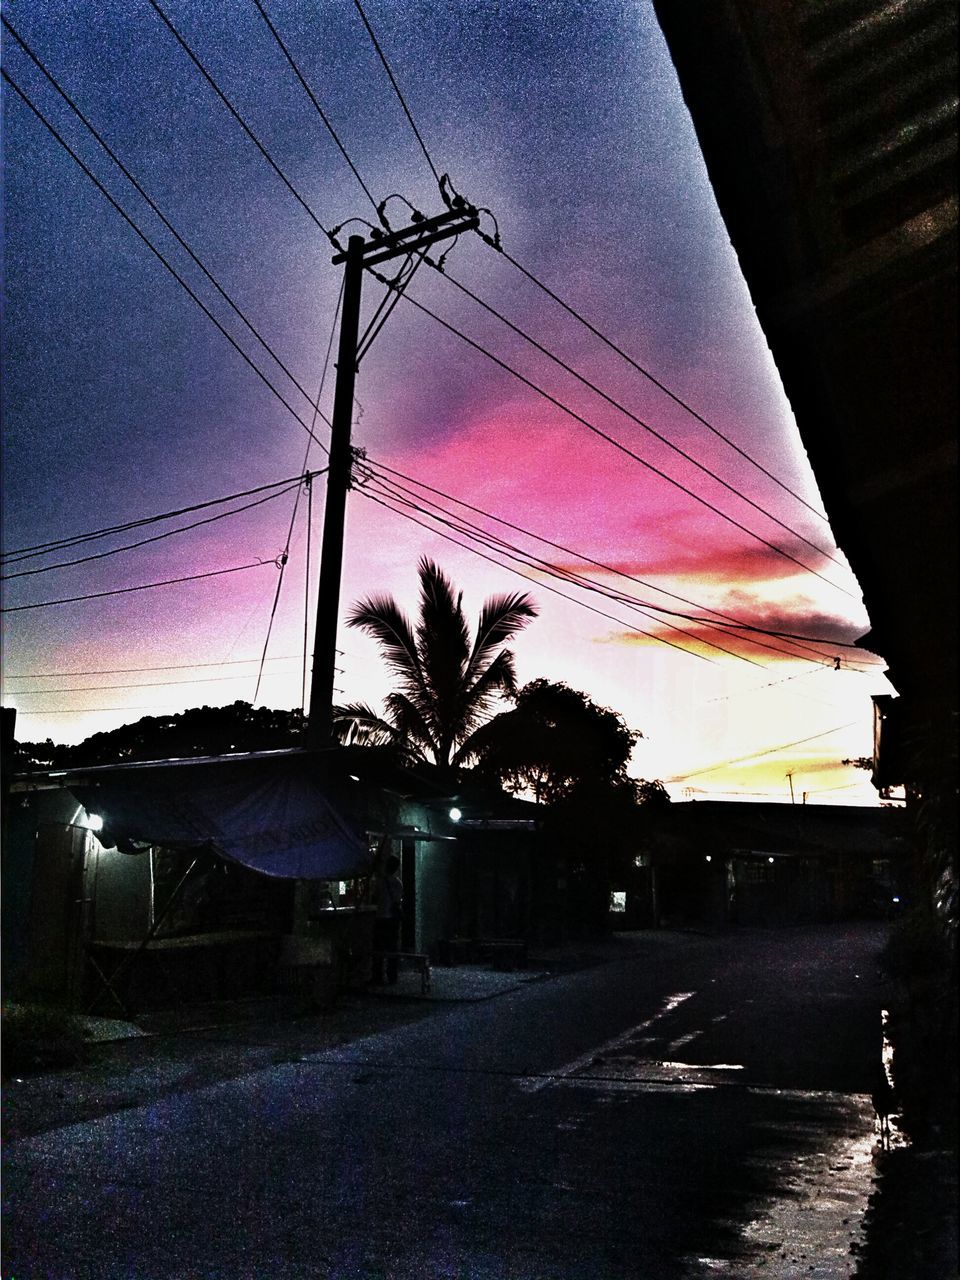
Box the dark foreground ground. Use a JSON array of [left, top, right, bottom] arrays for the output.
[[3, 924, 957, 1278]]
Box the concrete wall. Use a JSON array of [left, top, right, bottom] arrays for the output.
[[415, 838, 458, 956], [87, 840, 152, 942]]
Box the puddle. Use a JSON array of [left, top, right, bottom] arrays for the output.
[[685, 1097, 877, 1277], [682, 1009, 909, 1277]]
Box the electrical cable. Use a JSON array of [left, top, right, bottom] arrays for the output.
[[12, 705, 216, 717], [3, 656, 304, 678], [1, 472, 320, 563], [1, 481, 302, 581], [124, 7, 850, 624], [665, 722, 859, 782], [346, 0, 829, 524], [362, 458, 878, 666], [490, 243, 830, 524], [147, 0, 332, 240], [252, 484, 302, 705], [1, 560, 275, 613], [357, 487, 718, 664], [5, 672, 291, 695], [251, 0, 381, 216], [360, 469, 765, 666], [433, 259, 844, 569], [1, 17, 333, 435], [0, 70, 327, 452], [254, 278, 344, 704], [299, 281, 342, 713], [364, 460, 879, 664], [356, 250, 427, 363], [363, 466, 867, 672], [366, 266, 856, 598], [352, 0, 442, 187], [303, 471, 314, 715]]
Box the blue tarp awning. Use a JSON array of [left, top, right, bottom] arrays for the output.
[[68, 753, 369, 880]]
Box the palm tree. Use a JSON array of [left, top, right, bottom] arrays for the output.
[[332, 558, 537, 771]]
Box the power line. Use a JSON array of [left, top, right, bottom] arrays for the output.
[[367, 268, 856, 599], [5, 672, 290, 694], [115, 7, 847, 618], [299, 284, 343, 712], [253, 463, 309, 705], [259, 0, 844, 600], [147, 0, 332, 239], [2, 473, 322, 564], [352, 0, 442, 187], [666, 722, 859, 782], [3, 656, 304, 679], [11, 700, 310, 717], [252, 0, 381, 216], [348, 0, 829, 525], [358, 487, 719, 665], [362, 468, 764, 666], [1, 560, 275, 613], [12, 705, 208, 717], [1, 481, 302, 581], [363, 458, 879, 665], [366, 466, 869, 674], [1, 16, 334, 437], [0, 70, 326, 452], [433, 260, 843, 571], [491, 243, 830, 524]]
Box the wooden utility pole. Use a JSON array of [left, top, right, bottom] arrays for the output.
[[307, 235, 365, 748], [306, 209, 479, 748]]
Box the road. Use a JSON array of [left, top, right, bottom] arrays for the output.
[[2, 923, 887, 1279]]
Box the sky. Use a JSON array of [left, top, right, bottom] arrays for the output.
[[1, 0, 897, 804]]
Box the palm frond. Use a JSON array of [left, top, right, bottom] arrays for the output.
[[344, 562, 539, 772], [461, 649, 518, 732], [465, 592, 537, 686], [330, 702, 401, 748], [414, 558, 472, 752], [346, 593, 426, 702], [383, 691, 437, 763]]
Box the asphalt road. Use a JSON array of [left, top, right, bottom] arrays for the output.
[[2, 923, 888, 1279]]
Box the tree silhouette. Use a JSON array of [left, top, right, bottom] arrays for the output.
[[472, 680, 668, 936], [471, 678, 641, 804], [332, 558, 537, 772], [10, 702, 304, 770]]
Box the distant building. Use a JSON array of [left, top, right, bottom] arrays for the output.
[[650, 800, 910, 928]]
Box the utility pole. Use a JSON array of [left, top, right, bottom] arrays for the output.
[[786, 770, 795, 804], [306, 208, 479, 749], [307, 234, 364, 750]]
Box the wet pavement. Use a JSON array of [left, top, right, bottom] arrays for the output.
[[3, 924, 951, 1278]]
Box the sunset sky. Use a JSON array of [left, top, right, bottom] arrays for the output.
[[1, 0, 896, 803]]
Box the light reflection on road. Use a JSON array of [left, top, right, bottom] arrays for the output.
[[519, 990, 697, 1092]]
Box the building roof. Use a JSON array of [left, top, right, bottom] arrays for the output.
[[658, 799, 909, 857]]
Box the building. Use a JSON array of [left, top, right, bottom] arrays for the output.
[[652, 0, 957, 913], [3, 745, 543, 1011], [652, 799, 910, 928]]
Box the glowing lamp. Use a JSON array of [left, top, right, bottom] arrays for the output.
[[86, 813, 104, 832], [705, 855, 712, 862], [449, 807, 462, 822]]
